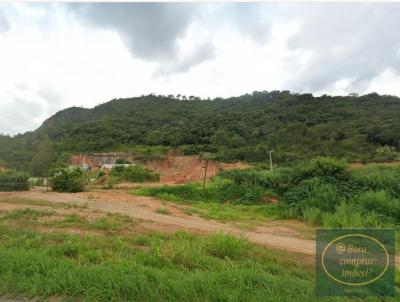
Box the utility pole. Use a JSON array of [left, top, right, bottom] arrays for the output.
[[202, 159, 209, 190], [267, 150, 274, 172]]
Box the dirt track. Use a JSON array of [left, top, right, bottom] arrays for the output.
[[0, 190, 316, 255]]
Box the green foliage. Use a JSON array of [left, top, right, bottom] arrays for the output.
[[355, 191, 400, 223], [106, 175, 117, 189], [28, 177, 44, 187], [110, 165, 159, 183], [283, 178, 344, 214], [51, 167, 85, 193], [141, 179, 267, 206], [255, 160, 400, 227], [30, 137, 54, 177], [0, 226, 327, 302], [1, 91, 400, 173], [300, 157, 349, 180], [375, 145, 399, 160], [139, 157, 400, 228], [0, 170, 29, 191], [115, 158, 131, 164], [351, 165, 400, 198], [205, 233, 249, 260]]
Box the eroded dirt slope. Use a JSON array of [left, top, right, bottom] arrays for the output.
[[146, 155, 249, 184]]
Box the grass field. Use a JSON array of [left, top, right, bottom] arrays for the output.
[[0, 205, 398, 302]]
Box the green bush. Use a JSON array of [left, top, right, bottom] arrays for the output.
[[218, 168, 290, 200], [28, 177, 44, 187], [283, 177, 344, 213], [0, 170, 29, 191], [106, 175, 117, 189], [143, 180, 267, 205], [138, 157, 400, 227], [115, 158, 132, 164], [299, 157, 349, 180], [351, 165, 400, 198], [51, 167, 85, 193], [355, 191, 400, 223], [111, 165, 159, 183], [321, 203, 387, 228]]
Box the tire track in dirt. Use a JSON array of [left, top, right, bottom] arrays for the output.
[[0, 190, 316, 255]]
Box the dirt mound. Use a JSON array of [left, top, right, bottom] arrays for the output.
[[146, 156, 249, 184]]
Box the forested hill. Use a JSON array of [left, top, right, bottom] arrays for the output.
[[1, 91, 400, 175]]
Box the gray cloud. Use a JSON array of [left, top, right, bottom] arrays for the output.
[[214, 3, 273, 43], [155, 42, 215, 76], [67, 3, 197, 62], [0, 95, 44, 135], [0, 84, 65, 135], [66, 3, 275, 74], [281, 3, 400, 93]]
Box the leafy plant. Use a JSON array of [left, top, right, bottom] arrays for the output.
[[111, 165, 159, 183], [0, 170, 29, 191], [51, 167, 85, 193]]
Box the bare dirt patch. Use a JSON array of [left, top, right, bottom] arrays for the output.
[[0, 190, 315, 255], [146, 155, 250, 184]]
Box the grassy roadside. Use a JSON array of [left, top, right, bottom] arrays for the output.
[[133, 185, 280, 226], [0, 224, 397, 301], [0, 196, 398, 300]]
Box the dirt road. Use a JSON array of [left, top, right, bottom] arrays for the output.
[[0, 190, 316, 255]]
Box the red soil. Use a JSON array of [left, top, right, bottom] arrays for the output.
[[146, 156, 249, 184]]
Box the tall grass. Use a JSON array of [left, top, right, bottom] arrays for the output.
[[137, 176, 271, 206], [0, 226, 329, 302]]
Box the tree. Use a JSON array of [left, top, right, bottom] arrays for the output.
[[211, 129, 230, 146], [30, 137, 54, 177]]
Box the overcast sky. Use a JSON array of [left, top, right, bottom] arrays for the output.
[[1, 2, 400, 135]]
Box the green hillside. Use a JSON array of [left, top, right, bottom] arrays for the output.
[[1, 91, 400, 175]]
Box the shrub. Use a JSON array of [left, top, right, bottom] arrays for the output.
[[51, 167, 85, 193], [106, 175, 117, 189], [143, 181, 267, 205], [115, 158, 132, 164], [111, 165, 159, 183], [28, 177, 44, 187], [218, 168, 293, 196], [216, 183, 265, 205], [355, 191, 400, 223], [0, 170, 29, 191], [299, 157, 349, 180], [283, 177, 344, 213], [321, 203, 388, 228], [351, 165, 400, 198]]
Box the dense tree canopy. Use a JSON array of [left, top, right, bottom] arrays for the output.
[[1, 91, 399, 176]]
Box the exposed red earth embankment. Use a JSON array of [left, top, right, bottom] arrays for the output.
[[146, 155, 250, 184]]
